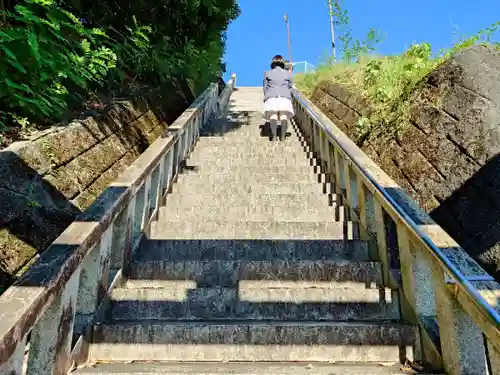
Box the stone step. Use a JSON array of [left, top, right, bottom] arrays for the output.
[[187, 152, 315, 164], [198, 129, 300, 139], [171, 181, 332, 195], [134, 239, 370, 262], [109, 284, 400, 321], [185, 156, 319, 168], [163, 193, 333, 210], [149, 220, 358, 240], [126, 259, 379, 287], [158, 205, 342, 223], [193, 144, 312, 155], [196, 135, 308, 144], [198, 132, 305, 141], [176, 171, 326, 183], [192, 145, 310, 155], [188, 147, 312, 159], [72, 362, 433, 375], [178, 166, 321, 177], [89, 321, 417, 363], [197, 132, 306, 141]]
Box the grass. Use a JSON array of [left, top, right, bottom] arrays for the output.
[[295, 24, 500, 143], [294, 43, 446, 142]]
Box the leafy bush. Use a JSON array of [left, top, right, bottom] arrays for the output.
[[0, 0, 116, 129], [0, 0, 240, 138]]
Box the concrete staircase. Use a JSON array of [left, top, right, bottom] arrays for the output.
[[77, 87, 437, 374]]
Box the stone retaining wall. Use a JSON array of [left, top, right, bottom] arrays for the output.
[[0, 86, 194, 286], [310, 45, 500, 280]]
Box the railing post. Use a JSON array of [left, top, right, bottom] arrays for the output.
[[333, 149, 345, 196], [154, 158, 166, 213], [165, 148, 174, 189], [397, 227, 436, 319], [26, 269, 81, 375], [0, 333, 27, 375], [324, 139, 334, 185], [75, 226, 113, 335], [140, 175, 153, 232], [433, 276, 489, 374], [373, 202, 391, 285], [318, 129, 326, 172], [487, 340, 500, 374], [343, 159, 359, 221], [122, 194, 137, 271], [356, 176, 378, 259]]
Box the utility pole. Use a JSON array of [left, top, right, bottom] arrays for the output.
[[284, 13, 293, 72], [327, 0, 336, 61]]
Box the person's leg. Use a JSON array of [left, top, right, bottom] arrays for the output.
[[279, 113, 288, 141], [269, 112, 279, 140]]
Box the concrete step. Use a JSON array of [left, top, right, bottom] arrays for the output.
[[163, 193, 332, 210], [72, 362, 435, 375], [195, 136, 308, 145], [188, 148, 313, 161], [158, 205, 342, 223], [178, 166, 321, 177], [187, 156, 319, 167], [149, 220, 358, 240], [196, 133, 306, 141], [192, 144, 312, 155], [134, 239, 370, 262], [198, 129, 301, 139], [89, 321, 417, 363], [126, 259, 380, 287], [191, 144, 312, 159], [185, 156, 319, 168], [176, 171, 326, 183], [171, 181, 331, 195], [109, 284, 400, 321]]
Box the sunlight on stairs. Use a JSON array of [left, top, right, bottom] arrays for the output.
[[75, 87, 440, 375]]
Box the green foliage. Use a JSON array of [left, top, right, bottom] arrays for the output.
[[296, 17, 500, 143], [0, 0, 239, 136], [326, 0, 384, 62], [0, 0, 116, 128]]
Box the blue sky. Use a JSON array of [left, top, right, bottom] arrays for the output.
[[223, 0, 500, 86]]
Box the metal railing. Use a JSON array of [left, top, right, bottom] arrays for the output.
[[0, 75, 237, 375], [291, 61, 317, 75], [292, 89, 500, 375]]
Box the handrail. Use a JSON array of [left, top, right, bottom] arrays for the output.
[[292, 89, 500, 341], [0, 77, 234, 374]]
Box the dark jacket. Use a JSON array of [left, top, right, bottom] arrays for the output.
[[263, 66, 293, 102]]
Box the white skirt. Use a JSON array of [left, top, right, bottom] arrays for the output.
[[263, 96, 295, 119]]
